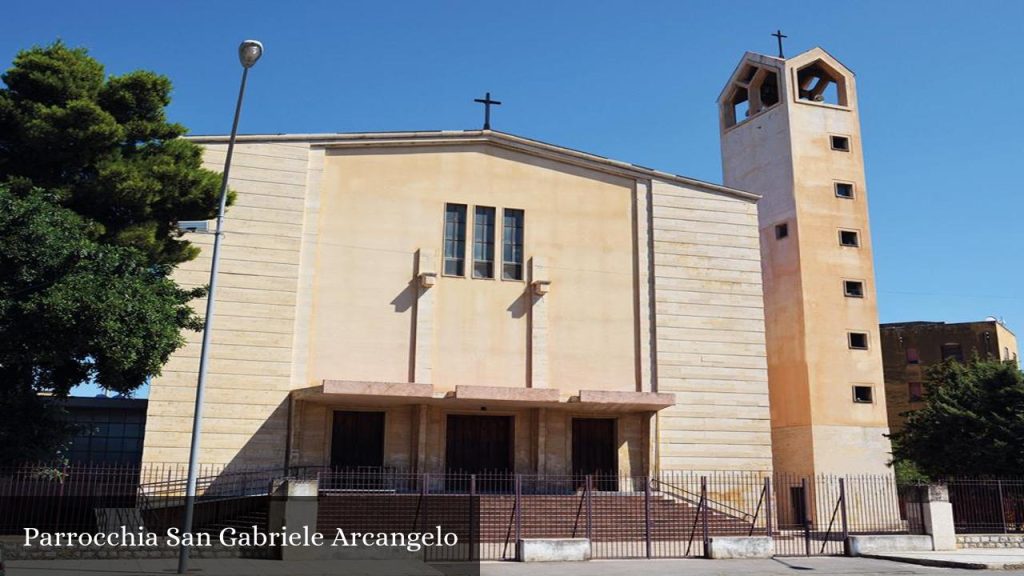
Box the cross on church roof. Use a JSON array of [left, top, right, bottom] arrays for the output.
[[474, 92, 501, 130], [772, 29, 787, 59]]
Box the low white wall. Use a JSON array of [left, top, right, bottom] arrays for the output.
[[707, 536, 774, 559], [847, 535, 933, 556], [518, 538, 591, 562]]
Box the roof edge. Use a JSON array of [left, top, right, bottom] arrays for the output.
[[187, 130, 760, 203]]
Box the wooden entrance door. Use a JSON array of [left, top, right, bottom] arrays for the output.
[[330, 411, 385, 470], [446, 415, 513, 491], [572, 418, 617, 490]]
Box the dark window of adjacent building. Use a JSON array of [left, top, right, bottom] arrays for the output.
[[844, 280, 864, 298], [502, 209, 525, 280], [906, 348, 920, 364], [443, 203, 467, 276], [835, 182, 855, 199], [849, 332, 869, 350], [839, 230, 860, 247], [941, 343, 964, 362], [775, 223, 789, 239], [908, 382, 924, 403], [472, 206, 496, 279], [853, 385, 874, 404], [66, 402, 147, 464], [831, 135, 850, 152]]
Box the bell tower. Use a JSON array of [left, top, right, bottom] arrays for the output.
[[718, 47, 892, 476]]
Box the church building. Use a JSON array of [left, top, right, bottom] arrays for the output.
[[141, 46, 891, 479]]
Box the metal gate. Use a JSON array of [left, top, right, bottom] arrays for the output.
[[311, 469, 924, 561]]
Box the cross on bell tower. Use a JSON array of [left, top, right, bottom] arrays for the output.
[[474, 92, 501, 130], [772, 29, 788, 58]]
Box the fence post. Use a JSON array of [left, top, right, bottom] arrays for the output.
[[839, 477, 849, 555], [469, 474, 476, 561], [421, 472, 430, 536], [701, 476, 709, 558], [998, 480, 1007, 534], [585, 475, 593, 540], [765, 477, 773, 537], [514, 474, 522, 561], [802, 477, 811, 556], [644, 476, 653, 558], [917, 484, 926, 534]]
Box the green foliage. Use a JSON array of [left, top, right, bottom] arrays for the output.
[[0, 41, 225, 463], [890, 450, 931, 484], [0, 41, 227, 266], [891, 357, 1024, 478], [0, 187, 205, 463]]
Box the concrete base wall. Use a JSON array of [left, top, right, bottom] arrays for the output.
[[518, 538, 591, 562], [707, 536, 774, 559], [958, 535, 1024, 549], [847, 535, 933, 556]]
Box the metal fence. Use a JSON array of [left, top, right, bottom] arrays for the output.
[[314, 469, 923, 559], [0, 463, 974, 559], [0, 462, 282, 535], [947, 478, 1024, 534]]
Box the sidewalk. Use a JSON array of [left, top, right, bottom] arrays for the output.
[[863, 548, 1024, 570], [7, 557, 1024, 576]]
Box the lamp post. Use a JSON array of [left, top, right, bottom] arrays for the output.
[[177, 39, 263, 575]]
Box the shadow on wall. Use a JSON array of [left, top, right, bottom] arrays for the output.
[[205, 398, 290, 495]]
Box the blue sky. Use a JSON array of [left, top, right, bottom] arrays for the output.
[[4, 1, 1022, 397]]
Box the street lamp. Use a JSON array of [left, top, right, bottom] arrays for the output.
[[177, 39, 263, 575]]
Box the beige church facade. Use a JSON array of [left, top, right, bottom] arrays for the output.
[[142, 47, 890, 479]]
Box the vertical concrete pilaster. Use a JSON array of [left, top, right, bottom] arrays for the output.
[[921, 484, 957, 551], [529, 257, 550, 389], [413, 404, 428, 473], [413, 249, 436, 384], [268, 478, 319, 560]]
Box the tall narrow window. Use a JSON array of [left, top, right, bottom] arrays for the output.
[[775, 223, 789, 239], [906, 348, 920, 364], [473, 206, 496, 279], [502, 209, 524, 280], [908, 382, 924, 403], [443, 203, 467, 276]]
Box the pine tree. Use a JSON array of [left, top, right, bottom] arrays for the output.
[[892, 357, 1024, 477]]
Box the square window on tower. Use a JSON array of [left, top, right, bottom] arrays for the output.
[[835, 182, 855, 199], [843, 280, 864, 298], [839, 230, 860, 247], [775, 223, 789, 239], [852, 386, 874, 404], [831, 135, 850, 152], [848, 332, 869, 350]]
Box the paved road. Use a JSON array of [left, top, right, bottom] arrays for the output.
[[6, 557, 1024, 576], [481, 557, 1024, 575]]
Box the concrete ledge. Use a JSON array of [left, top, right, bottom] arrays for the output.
[[518, 538, 591, 562], [862, 550, 1024, 570], [571, 390, 675, 411], [321, 380, 433, 399], [847, 535, 933, 556], [707, 536, 773, 559], [450, 385, 560, 404]]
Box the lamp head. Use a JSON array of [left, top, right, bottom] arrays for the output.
[[238, 40, 263, 68]]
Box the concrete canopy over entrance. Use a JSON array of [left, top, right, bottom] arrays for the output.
[[286, 380, 674, 477]]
